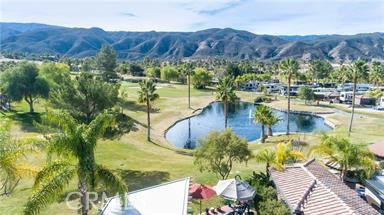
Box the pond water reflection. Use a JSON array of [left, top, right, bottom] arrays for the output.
[[165, 102, 331, 149]]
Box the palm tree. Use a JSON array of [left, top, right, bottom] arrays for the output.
[[183, 62, 194, 109], [370, 61, 384, 86], [24, 111, 127, 215], [254, 149, 275, 176], [255, 142, 304, 173], [0, 127, 36, 196], [347, 60, 368, 135], [274, 142, 305, 171], [265, 110, 280, 137], [279, 59, 299, 135], [254, 105, 269, 143], [216, 76, 236, 128], [310, 134, 375, 180], [138, 79, 159, 141]]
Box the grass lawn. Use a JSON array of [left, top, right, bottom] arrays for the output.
[[1, 84, 384, 214]]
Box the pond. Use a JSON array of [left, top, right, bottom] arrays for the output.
[[165, 102, 332, 149]]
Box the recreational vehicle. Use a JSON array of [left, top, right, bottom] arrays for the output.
[[376, 97, 384, 110], [240, 80, 259, 91], [280, 85, 299, 96], [263, 83, 281, 93], [339, 92, 353, 103]]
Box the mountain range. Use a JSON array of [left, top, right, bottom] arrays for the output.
[[1, 22, 384, 61]]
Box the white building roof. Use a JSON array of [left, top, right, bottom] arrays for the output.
[[100, 177, 191, 215]]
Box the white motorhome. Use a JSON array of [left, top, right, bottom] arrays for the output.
[[339, 92, 353, 103], [280, 85, 299, 96], [240, 80, 259, 90], [337, 83, 372, 92], [339, 91, 366, 103], [376, 97, 384, 110], [263, 83, 281, 93]]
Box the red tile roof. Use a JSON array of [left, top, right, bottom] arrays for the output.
[[270, 159, 379, 215]]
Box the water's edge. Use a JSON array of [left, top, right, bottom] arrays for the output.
[[163, 101, 336, 146]]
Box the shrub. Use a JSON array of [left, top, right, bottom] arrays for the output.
[[247, 171, 290, 215], [160, 66, 179, 82], [298, 86, 315, 104], [258, 199, 290, 215], [254, 96, 272, 103], [145, 67, 161, 78]]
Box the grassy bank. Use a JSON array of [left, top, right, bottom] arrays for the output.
[[1, 84, 384, 214]]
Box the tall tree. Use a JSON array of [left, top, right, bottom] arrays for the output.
[[347, 60, 369, 134], [160, 65, 179, 82], [0, 62, 49, 113], [39, 62, 72, 91], [216, 76, 237, 128], [310, 134, 375, 180], [370, 61, 384, 86], [183, 62, 195, 108], [192, 67, 212, 89], [95, 44, 118, 81], [24, 111, 127, 215], [225, 63, 242, 77], [279, 59, 299, 135], [308, 60, 333, 82], [194, 129, 251, 179], [49, 73, 119, 124], [138, 79, 159, 141], [265, 110, 280, 137], [145, 67, 161, 79], [254, 105, 269, 143], [81, 57, 94, 72], [298, 86, 315, 105]]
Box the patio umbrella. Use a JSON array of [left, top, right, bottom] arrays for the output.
[[190, 183, 216, 214], [213, 178, 256, 201]]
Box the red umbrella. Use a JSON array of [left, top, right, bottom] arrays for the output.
[[190, 183, 216, 214]]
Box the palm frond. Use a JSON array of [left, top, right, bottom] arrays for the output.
[[96, 164, 127, 194], [46, 134, 78, 159], [33, 160, 72, 191], [96, 164, 128, 206], [254, 149, 275, 164], [84, 113, 114, 146], [44, 110, 77, 134], [24, 167, 75, 215]]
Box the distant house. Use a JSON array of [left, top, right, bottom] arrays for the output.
[[269, 159, 378, 215], [100, 177, 191, 215]]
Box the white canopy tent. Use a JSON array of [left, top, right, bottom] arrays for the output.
[[100, 177, 191, 215]]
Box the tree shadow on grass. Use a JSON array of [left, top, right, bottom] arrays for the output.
[[120, 100, 147, 113], [9, 112, 41, 132], [120, 99, 160, 114], [115, 169, 170, 191]]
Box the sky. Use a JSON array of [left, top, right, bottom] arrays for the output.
[[1, 0, 384, 35]]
